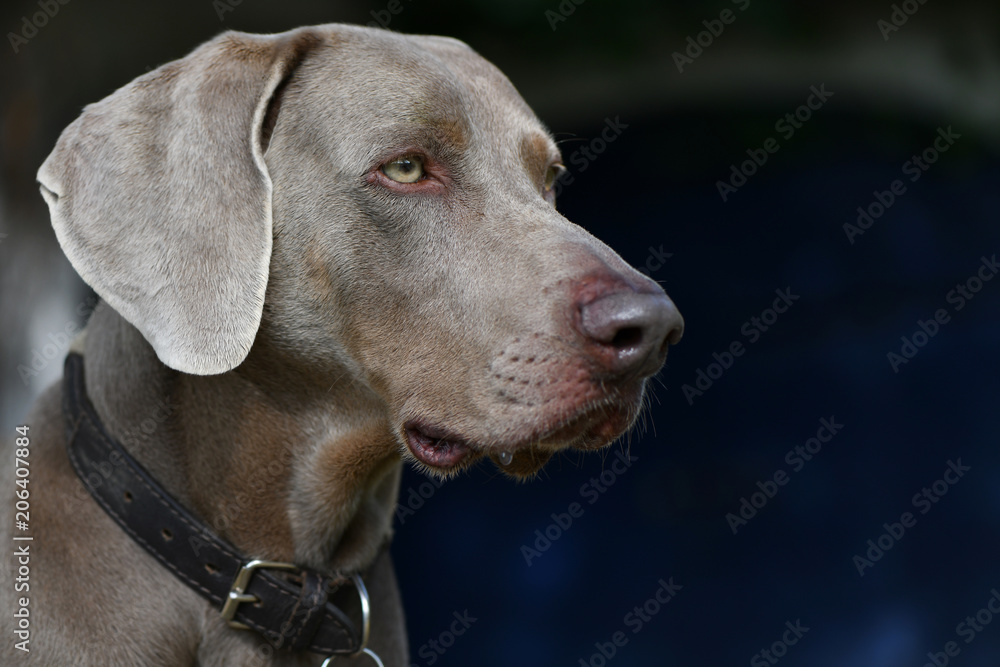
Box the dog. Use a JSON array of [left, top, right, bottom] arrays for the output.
[[1, 23, 683, 665]]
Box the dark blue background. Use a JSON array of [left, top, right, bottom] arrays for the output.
[[393, 110, 1000, 666]]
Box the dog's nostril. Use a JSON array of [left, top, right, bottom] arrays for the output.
[[578, 290, 683, 376], [611, 326, 643, 350]]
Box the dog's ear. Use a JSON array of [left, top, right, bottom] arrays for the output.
[[37, 29, 322, 375]]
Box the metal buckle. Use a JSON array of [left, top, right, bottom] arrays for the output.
[[220, 559, 299, 630], [320, 574, 383, 667]]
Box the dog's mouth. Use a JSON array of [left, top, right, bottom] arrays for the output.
[[403, 424, 475, 468], [402, 391, 640, 477]]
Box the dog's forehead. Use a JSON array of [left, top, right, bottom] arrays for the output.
[[301, 26, 556, 157]]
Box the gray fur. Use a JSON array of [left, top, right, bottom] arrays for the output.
[[1, 23, 681, 665]]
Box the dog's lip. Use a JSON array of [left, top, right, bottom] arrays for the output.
[[542, 400, 636, 451], [403, 423, 473, 468], [402, 390, 639, 470]]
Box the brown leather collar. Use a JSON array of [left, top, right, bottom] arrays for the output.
[[61, 352, 374, 657]]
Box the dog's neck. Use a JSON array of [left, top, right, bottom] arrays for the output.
[[80, 301, 401, 575]]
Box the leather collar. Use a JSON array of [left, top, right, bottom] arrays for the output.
[[61, 352, 370, 657]]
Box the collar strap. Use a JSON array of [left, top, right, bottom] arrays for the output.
[[61, 352, 365, 656]]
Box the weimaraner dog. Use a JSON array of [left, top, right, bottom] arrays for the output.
[[1, 23, 683, 665]]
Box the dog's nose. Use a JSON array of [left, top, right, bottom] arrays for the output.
[[578, 290, 684, 377]]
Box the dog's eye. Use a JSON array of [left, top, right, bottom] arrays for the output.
[[382, 156, 425, 184], [544, 164, 564, 192]]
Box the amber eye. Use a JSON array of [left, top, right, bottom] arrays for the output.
[[382, 155, 425, 183], [544, 164, 564, 192]]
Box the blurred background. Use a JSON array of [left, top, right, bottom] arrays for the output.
[[2, 1, 999, 665]]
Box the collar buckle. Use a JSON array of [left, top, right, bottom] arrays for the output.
[[221, 559, 299, 630]]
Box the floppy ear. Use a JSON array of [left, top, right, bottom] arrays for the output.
[[38, 29, 322, 375]]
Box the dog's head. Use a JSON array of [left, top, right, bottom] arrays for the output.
[[38, 25, 683, 480]]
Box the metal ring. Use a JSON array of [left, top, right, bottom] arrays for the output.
[[320, 647, 384, 667], [319, 574, 379, 666], [350, 573, 372, 650]]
